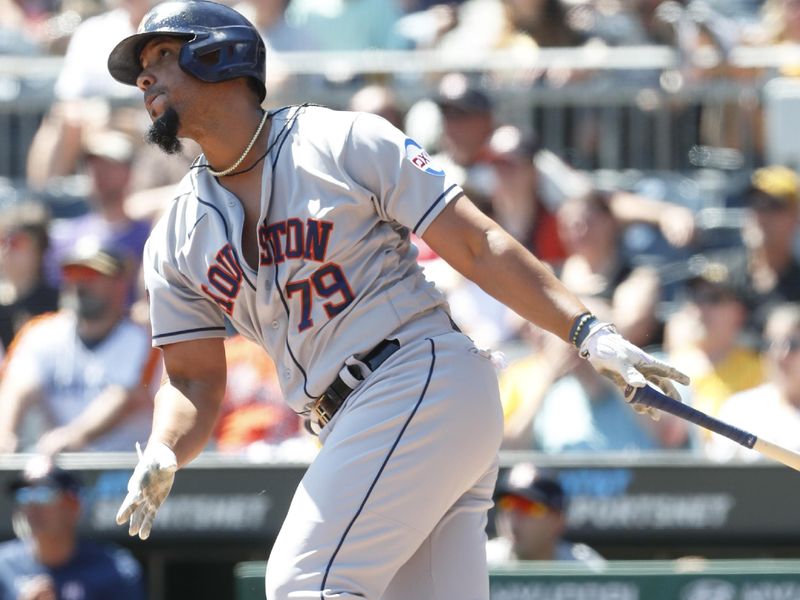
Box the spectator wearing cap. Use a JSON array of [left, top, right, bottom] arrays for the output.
[[0, 455, 145, 600], [0, 202, 59, 352], [0, 240, 159, 454], [431, 73, 497, 214], [488, 124, 567, 264], [741, 165, 800, 335], [708, 303, 800, 462], [487, 462, 604, 565], [489, 123, 697, 262], [665, 257, 765, 423], [45, 128, 151, 291]]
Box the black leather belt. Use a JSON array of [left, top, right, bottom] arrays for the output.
[[312, 338, 401, 428]]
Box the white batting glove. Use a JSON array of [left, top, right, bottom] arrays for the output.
[[116, 441, 177, 540], [578, 320, 690, 420]]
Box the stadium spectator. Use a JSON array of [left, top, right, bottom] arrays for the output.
[[431, 72, 497, 214], [489, 123, 696, 259], [665, 257, 765, 422], [487, 125, 567, 264], [556, 191, 634, 300], [0, 455, 145, 600], [25, 0, 154, 188], [500, 300, 682, 452], [0, 202, 59, 352], [235, 0, 317, 53], [348, 83, 405, 130], [740, 166, 800, 335], [285, 0, 405, 51], [486, 462, 604, 565], [45, 128, 151, 288], [707, 302, 800, 462], [215, 335, 315, 460], [0, 241, 158, 454]]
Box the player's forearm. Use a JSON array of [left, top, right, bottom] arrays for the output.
[[459, 227, 587, 341], [424, 197, 588, 342], [149, 378, 224, 468]]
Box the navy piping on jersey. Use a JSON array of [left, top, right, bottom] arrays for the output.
[[187, 213, 208, 239], [195, 197, 256, 291], [266, 105, 317, 400], [319, 338, 437, 597], [412, 185, 461, 235], [152, 325, 227, 340]]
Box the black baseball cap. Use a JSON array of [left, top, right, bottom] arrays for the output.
[[435, 72, 492, 114], [8, 456, 82, 495], [686, 254, 750, 303], [494, 463, 565, 512]]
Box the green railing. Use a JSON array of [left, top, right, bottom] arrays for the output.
[[235, 559, 800, 600]]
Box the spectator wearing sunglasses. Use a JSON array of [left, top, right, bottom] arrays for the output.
[[665, 257, 765, 425], [486, 462, 604, 565], [0, 455, 145, 600], [707, 303, 800, 462], [0, 240, 158, 454]]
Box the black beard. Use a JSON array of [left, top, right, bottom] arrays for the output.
[[146, 107, 182, 154]]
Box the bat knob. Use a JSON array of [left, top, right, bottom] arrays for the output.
[[623, 384, 636, 402]]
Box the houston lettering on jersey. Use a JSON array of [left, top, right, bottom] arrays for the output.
[[259, 217, 334, 266], [201, 243, 242, 316]]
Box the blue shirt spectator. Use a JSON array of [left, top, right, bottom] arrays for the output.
[[0, 456, 145, 600]]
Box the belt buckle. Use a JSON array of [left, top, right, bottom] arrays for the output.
[[313, 395, 333, 427]]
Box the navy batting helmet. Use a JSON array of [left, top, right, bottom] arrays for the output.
[[107, 0, 267, 101]]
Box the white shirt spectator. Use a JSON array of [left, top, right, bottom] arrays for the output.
[[3, 311, 156, 451], [54, 8, 138, 101], [707, 383, 800, 462]]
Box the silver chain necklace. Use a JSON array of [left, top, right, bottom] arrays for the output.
[[207, 110, 269, 177]]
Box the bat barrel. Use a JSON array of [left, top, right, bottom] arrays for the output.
[[626, 385, 758, 449]]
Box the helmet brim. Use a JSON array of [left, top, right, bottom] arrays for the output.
[[108, 31, 193, 86]]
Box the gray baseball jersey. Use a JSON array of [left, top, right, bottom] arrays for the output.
[[144, 105, 464, 413]]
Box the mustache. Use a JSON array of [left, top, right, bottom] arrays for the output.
[[145, 106, 182, 155]]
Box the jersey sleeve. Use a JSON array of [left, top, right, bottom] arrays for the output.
[[143, 227, 227, 347], [342, 112, 464, 236]]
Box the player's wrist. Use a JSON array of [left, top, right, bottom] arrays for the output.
[[140, 441, 178, 470], [568, 312, 598, 349]]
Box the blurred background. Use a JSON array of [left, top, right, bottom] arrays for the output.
[[2, 0, 800, 598]]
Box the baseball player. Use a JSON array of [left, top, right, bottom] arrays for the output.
[[107, 2, 690, 598]]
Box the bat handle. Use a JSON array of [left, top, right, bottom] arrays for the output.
[[626, 385, 758, 449]]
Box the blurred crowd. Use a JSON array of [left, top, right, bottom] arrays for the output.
[[0, 0, 798, 472]]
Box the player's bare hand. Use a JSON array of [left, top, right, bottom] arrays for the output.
[[116, 441, 177, 540], [579, 322, 690, 420]]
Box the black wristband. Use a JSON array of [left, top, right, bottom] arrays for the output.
[[569, 312, 598, 348]]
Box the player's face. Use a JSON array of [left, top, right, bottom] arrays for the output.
[[137, 37, 187, 121], [137, 37, 207, 153]]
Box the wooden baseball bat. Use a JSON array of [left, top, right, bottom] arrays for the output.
[[626, 384, 800, 472]]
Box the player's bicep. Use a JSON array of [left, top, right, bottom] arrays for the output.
[[422, 194, 504, 280], [160, 338, 227, 398]]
